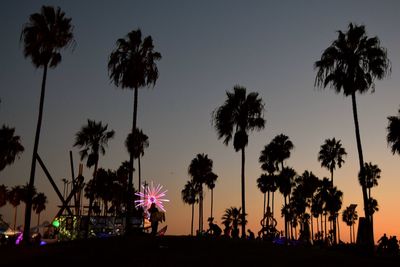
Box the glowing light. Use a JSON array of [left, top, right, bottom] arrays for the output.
[[52, 219, 60, 228], [135, 182, 169, 212]]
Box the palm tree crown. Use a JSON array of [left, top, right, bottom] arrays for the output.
[[318, 138, 347, 185], [0, 125, 24, 171], [74, 119, 115, 168], [20, 5, 74, 68], [269, 134, 294, 171], [387, 108, 400, 155]]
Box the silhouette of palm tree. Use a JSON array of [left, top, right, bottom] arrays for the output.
[[342, 205, 358, 243], [257, 174, 269, 219], [213, 85, 265, 238], [269, 134, 294, 171], [0, 185, 8, 208], [315, 23, 391, 247], [32, 192, 47, 227], [188, 154, 217, 233], [181, 180, 198, 236], [318, 138, 347, 186], [74, 119, 114, 232], [325, 186, 343, 244], [21, 6, 74, 242], [125, 128, 149, 193], [387, 108, 400, 155], [8, 186, 22, 230], [222, 207, 247, 239], [278, 167, 296, 239], [0, 125, 24, 172], [108, 29, 161, 232]]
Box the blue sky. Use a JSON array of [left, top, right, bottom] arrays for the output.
[[1, 0, 400, 240]]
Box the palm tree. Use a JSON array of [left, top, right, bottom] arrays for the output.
[[181, 180, 198, 236], [314, 177, 331, 240], [342, 205, 358, 243], [318, 138, 347, 186], [108, 29, 161, 232], [188, 154, 217, 233], [32, 192, 47, 227], [125, 128, 149, 192], [269, 134, 294, 171], [315, 23, 391, 248], [0, 125, 24, 172], [257, 174, 269, 219], [21, 5, 75, 242], [74, 119, 114, 232], [213, 85, 265, 237], [0, 185, 8, 208], [278, 167, 296, 239], [205, 178, 217, 220], [325, 186, 343, 244], [221, 207, 247, 238], [8, 186, 22, 230], [360, 162, 381, 200], [387, 108, 400, 155]]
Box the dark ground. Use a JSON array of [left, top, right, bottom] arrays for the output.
[[0, 235, 399, 266]]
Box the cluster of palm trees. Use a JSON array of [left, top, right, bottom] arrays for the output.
[[0, 184, 47, 230], [17, 5, 161, 241], [181, 154, 217, 235], [1, 4, 398, 248]]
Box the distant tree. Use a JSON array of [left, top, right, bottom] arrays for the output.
[[108, 29, 161, 232], [342, 205, 358, 243], [315, 23, 391, 248], [257, 174, 269, 219], [213, 85, 265, 238], [325, 186, 343, 244], [21, 5, 75, 242], [8, 186, 23, 230], [181, 180, 198, 236], [222, 207, 247, 239], [32, 192, 47, 227], [125, 128, 149, 192], [318, 138, 347, 186], [269, 134, 294, 171], [0, 185, 8, 208], [188, 154, 217, 233], [359, 162, 381, 199], [74, 119, 114, 226], [0, 125, 24, 172], [278, 167, 296, 239], [387, 108, 400, 155]]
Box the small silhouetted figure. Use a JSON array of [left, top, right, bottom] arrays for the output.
[[247, 229, 255, 240], [377, 233, 389, 254], [206, 218, 222, 237], [148, 203, 159, 236], [387, 236, 399, 255]]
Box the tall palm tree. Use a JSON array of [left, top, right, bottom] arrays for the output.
[[181, 180, 198, 236], [21, 6, 74, 242], [108, 29, 161, 232], [315, 23, 391, 248], [74, 119, 114, 231], [0, 125, 24, 172], [125, 128, 149, 192], [318, 138, 347, 186], [205, 178, 217, 220], [387, 108, 400, 155], [0, 185, 8, 208], [257, 174, 269, 219], [213, 85, 265, 237], [32, 192, 47, 227], [188, 154, 217, 233], [8, 186, 22, 230]]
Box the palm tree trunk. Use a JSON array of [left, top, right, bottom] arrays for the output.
[[37, 212, 41, 228], [272, 191, 275, 218], [349, 225, 352, 243], [262, 193, 266, 221], [267, 191, 270, 213], [351, 92, 373, 246], [138, 155, 141, 193], [126, 86, 138, 234], [311, 216, 314, 241], [14, 206, 18, 231], [199, 186, 203, 233], [23, 64, 48, 243], [337, 214, 341, 243], [330, 170, 334, 187], [86, 162, 98, 237], [191, 203, 194, 236], [241, 147, 246, 239], [210, 188, 214, 219], [324, 213, 327, 240], [333, 214, 337, 244], [284, 197, 288, 239]]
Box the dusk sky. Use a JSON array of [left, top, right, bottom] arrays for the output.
[[1, 1, 400, 242]]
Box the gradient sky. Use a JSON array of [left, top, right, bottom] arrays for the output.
[[1, 0, 400, 242]]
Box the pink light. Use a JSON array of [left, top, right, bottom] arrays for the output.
[[135, 181, 169, 212]]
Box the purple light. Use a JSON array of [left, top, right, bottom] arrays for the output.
[[15, 233, 23, 245], [135, 182, 169, 212]]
